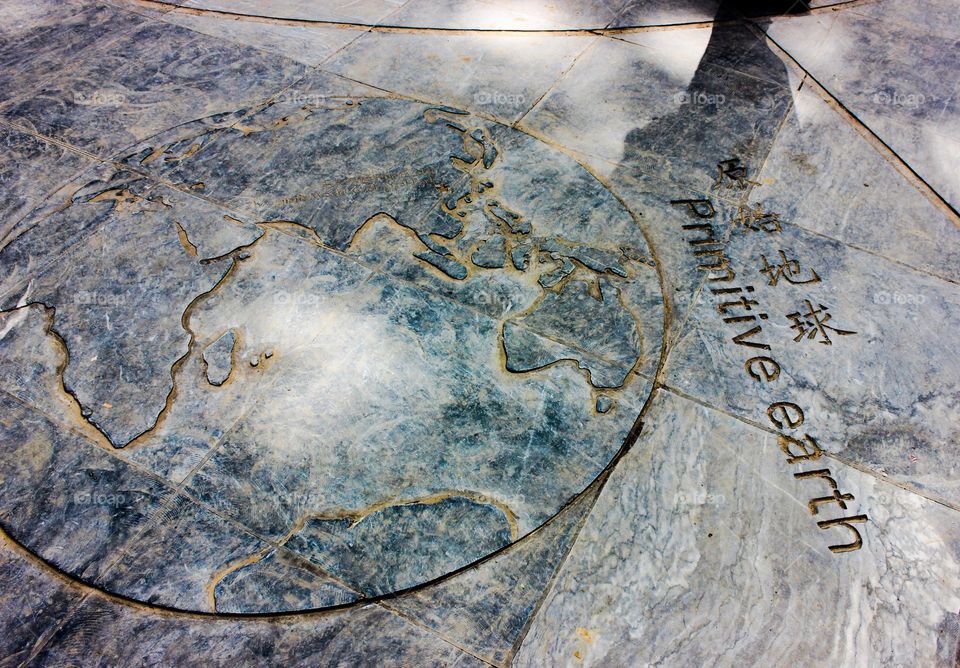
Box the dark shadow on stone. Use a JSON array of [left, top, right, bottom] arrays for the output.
[[616, 0, 811, 190]]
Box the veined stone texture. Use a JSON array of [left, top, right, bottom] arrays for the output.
[[0, 0, 956, 665]]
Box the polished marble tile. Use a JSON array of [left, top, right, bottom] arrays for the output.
[[0, 271, 269, 488], [0, 127, 94, 248], [385, 481, 600, 665], [180, 230, 652, 596], [122, 95, 467, 250], [0, 536, 84, 668], [0, 305, 80, 423], [849, 0, 960, 40], [610, 0, 718, 26], [602, 173, 738, 351], [380, 0, 620, 30], [0, 172, 261, 447], [323, 30, 600, 123], [97, 493, 269, 611], [765, 6, 960, 209], [0, 394, 174, 584], [0, 165, 135, 301], [2, 16, 308, 157], [27, 598, 485, 667], [755, 85, 960, 283], [0, 1, 144, 107], [213, 546, 358, 613], [664, 219, 960, 505], [0, 1, 957, 662], [118, 90, 665, 360], [520, 27, 794, 193], [183, 0, 408, 25], [516, 388, 960, 666], [475, 0, 622, 28], [159, 10, 364, 66], [283, 496, 513, 597]]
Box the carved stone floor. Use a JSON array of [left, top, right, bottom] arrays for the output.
[[0, 0, 957, 665]]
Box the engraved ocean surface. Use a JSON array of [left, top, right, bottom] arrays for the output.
[[0, 97, 665, 611]]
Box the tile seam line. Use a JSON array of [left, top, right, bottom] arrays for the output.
[[0, 124, 653, 476], [6, 371, 375, 604], [656, 382, 960, 515], [310, 0, 411, 69], [752, 21, 960, 227], [504, 468, 612, 664], [375, 601, 502, 668], [0, 387, 362, 609], [511, 33, 603, 132], [0, 443, 653, 623], [0, 0, 152, 118], [715, 62, 960, 288], [659, 85, 799, 356], [509, 0, 629, 128], [18, 589, 93, 668], [0, 65, 348, 297], [116, 0, 872, 36], [148, 1, 374, 69], [503, 120, 960, 288], [303, 68, 785, 215], [0, 389, 245, 583]]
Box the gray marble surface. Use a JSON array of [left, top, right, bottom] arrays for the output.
[[0, 1, 144, 107], [0, 171, 262, 446], [26, 593, 487, 667], [162, 5, 366, 66], [516, 388, 960, 666], [383, 482, 601, 664], [322, 30, 600, 123], [664, 217, 960, 506], [0, 70, 663, 615], [765, 4, 960, 210], [0, 393, 174, 585], [0, 0, 958, 665], [162, 0, 853, 29], [0, 128, 94, 243], [0, 535, 85, 668], [182, 0, 408, 25], [1, 15, 308, 157], [374, 0, 621, 30], [520, 25, 795, 194], [756, 85, 960, 284]]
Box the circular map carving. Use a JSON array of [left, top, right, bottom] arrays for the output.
[[0, 95, 665, 612]]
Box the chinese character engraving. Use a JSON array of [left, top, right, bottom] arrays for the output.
[[787, 300, 857, 345], [760, 250, 821, 286], [734, 203, 782, 233], [713, 158, 757, 190]]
